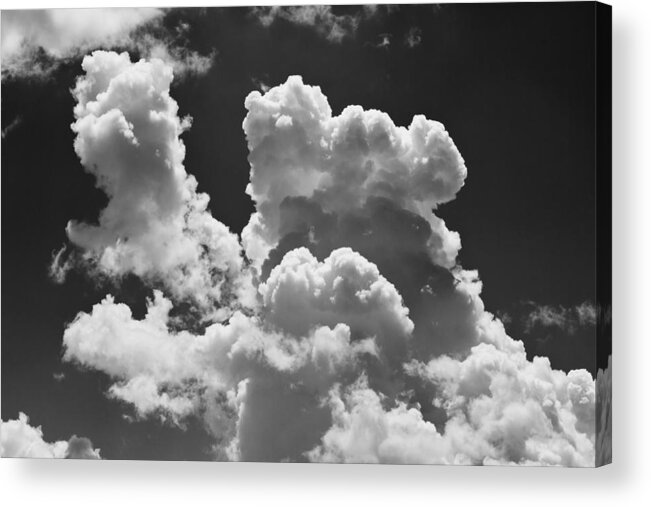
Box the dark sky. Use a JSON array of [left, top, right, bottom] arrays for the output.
[[1, 3, 604, 460]]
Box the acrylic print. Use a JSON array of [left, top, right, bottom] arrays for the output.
[[1, 3, 612, 466]]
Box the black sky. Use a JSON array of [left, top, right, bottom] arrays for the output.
[[1, 3, 604, 460]]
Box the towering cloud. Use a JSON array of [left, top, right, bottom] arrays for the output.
[[1, 413, 100, 459], [53, 51, 252, 315], [242, 75, 467, 270], [56, 57, 598, 465]]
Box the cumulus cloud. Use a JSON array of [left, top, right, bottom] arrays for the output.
[[62, 247, 409, 460], [309, 306, 596, 465], [260, 247, 413, 356], [1, 413, 100, 459], [55, 57, 599, 465], [1, 9, 212, 80], [52, 51, 252, 315], [242, 75, 467, 270], [307, 377, 451, 464], [405, 342, 595, 466]]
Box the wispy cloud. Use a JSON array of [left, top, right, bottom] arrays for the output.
[[405, 27, 423, 48], [1, 9, 213, 80], [1, 115, 22, 139], [251, 5, 361, 43], [524, 301, 598, 335]]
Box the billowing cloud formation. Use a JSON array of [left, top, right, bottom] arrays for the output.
[[401, 343, 596, 466], [56, 56, 599, 465], [0, 413, 100, 459], [308, 310, 596, 465], [251, 6, 360, 43], [242, 75, 467, 269], [53, 51, 251, 315], [1, 9, 212, 80], [63, 247, 409, 460]]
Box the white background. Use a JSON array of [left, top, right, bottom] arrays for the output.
[[0, 0, 648, 504]]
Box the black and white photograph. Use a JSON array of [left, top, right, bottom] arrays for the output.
[[1, 1, 613, 471]]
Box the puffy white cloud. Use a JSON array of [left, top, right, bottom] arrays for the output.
[[53, 51, 251, 315], [402, 342, 595, 466], [63, 291, 212, 385], [307, 377, 451, 464], [308, 285, 596, 466], [54, 61, 600, 466], [1, 9, 213, 80], [242, 75, 467, 269], [0, 413, 100, 459], [260, 247, 413, 355], [62, 247, 410, 461], [310, 341, 596, 465]]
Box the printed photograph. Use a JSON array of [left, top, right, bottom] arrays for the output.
[[1, 3, 612, 465]]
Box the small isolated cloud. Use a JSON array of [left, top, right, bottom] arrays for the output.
[[1, 9, 213, 80], [251, 76, 271, 93], [376, 33, 392, 49], [1, 116, 23, 139], [251, 5, 365, 43], [0, 413, 100, 459], [405, 27, 422, 48], [242, 75, 467, 270]]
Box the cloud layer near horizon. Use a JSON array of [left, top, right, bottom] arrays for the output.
[[51, 52, 599, 465]]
